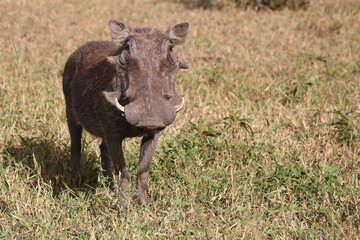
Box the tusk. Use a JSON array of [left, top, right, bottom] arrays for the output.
[[175, 97, 185, 113], [114, 98, 125, 113]]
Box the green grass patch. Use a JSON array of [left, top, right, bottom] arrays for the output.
[[1, 0, 359, 238]]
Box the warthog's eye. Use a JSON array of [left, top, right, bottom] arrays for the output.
[[118, 50, 129, 69], [167, 49, 177, 64], [163, 40, 176, 62]]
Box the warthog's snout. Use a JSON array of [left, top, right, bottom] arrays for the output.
[[124, 99, 176, 132]]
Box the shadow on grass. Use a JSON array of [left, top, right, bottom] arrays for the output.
[[2, 134, 101, 196]]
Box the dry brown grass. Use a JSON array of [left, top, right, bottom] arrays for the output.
[[1, 0, 359, 238]]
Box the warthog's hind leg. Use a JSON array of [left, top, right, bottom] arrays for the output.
[[66, 109, 83, 186]]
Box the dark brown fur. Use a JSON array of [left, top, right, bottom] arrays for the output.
[[62, 20, 189, 205]]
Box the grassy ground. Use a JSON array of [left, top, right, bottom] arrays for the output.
[[1, 0, 359, 238]]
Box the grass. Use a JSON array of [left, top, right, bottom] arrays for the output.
[[1, 0, 360, 238]]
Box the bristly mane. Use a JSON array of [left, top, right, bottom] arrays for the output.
[[81, 42, 124, 91], [131, 27, 166, 41], [133, 27, 161, 34]]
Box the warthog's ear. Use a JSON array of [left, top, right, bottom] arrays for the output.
[[166, 23, 189, 45], [109, 19, 129, 45]]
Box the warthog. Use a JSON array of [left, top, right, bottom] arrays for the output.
[[62, 19, 189, 204]]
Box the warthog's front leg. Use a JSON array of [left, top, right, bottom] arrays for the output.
[[136, 133, 161, 205], [105, 136, 130, 190], [99, 140, 112, 181]]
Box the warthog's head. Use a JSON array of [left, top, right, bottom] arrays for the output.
[[104, 20, 189, 133]]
